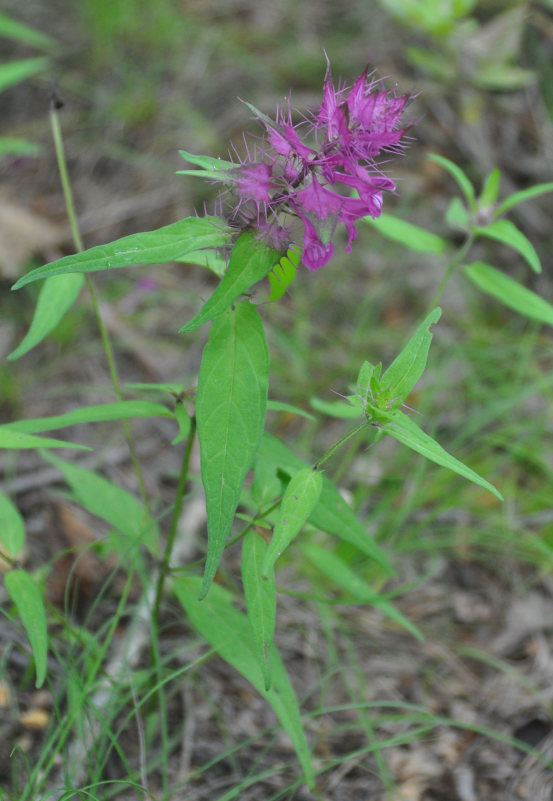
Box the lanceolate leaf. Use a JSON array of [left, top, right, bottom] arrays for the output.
[[5, 401, 173, 434], [364, 213, 447, 254], [494, 181, 553, 217], [262, 468, 323, 575], [257, 433, 391, 571], [427, 153, 476, 210], [382, 411, 503, 500], [179, 232, 280, 333], [173, 576, 314, 788], [0, 427, 89, 450], [472, 219, 541, 274], [5, 569, 48, 688], [0, 57, 48, 93], [465, 261, 553, 325], [9, 273, 84, 360], [196, 301, 269, 598], [0, 492, 25, 558], [241, 531, 276, 690], [12, 217, 230, 290], [302, 542, 424, 642], [41, 452, 160, 554], [381, 308, 441, 401]]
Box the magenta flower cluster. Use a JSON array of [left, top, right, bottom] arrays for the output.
[[215, 60, 412, 271]]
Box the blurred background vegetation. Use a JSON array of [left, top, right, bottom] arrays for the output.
[[1, 1, 553, 797]]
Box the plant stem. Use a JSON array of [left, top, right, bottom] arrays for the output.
[[49, 103, 150, 511], [428, 231, 475, 311], [314, 421, 369, 471], [152, 415, 197, 626]]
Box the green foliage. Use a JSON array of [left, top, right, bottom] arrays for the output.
[[196, 300, 269, 597], [173, 575, 315, 789], [0, 491, 25, 558], [262, 467, 323, 575], [12, 217, 231, 289], [4, 569, 48, 688], [465, 262, 553, 325], [179, 232, 281, 333], [241, 531, 276, 691]]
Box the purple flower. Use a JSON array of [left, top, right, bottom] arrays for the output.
[[208, 58, 412, 271]]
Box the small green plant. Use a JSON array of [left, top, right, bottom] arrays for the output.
[[2, 55, 553, 797]]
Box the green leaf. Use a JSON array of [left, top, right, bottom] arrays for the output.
[[173, 575, 314, 788], [266, 400, 315, 421], [302, 543, 424, 641], [0, 137, 41, 157], [241, 531, 276, 690], [0, 12, 56, 50], [9, 273, 84, 360], [257, 434, 392, 571], [41, 452, 159, 553], [196, 301, 269, 598], [0, 57, 48, 93], [382, 411, 503, 500], [364, 213, 447, 254], [267, 247, 300, 301], [178, 149, 234, 171], [0, 493, 25, 558], [4, 569, 48, 687], [179, 232, 280, 333], [0, 427, 89, 450], [472, 219, 541, 274], [12, 217, 231, 290], [125, 381, 184, 396], [177, 247, 227, 276], [5, 401, 173, 434], [310, 397, 362, 419], [381, 308, 441, 401], [171, 402, 192, 445], [428, 153, 476, 210], [495, 182, 553, 217], [262, 468, 323, 575], [464, 261, 553, 325], [479, 168, 501, 208], [445, 197, 469, 229]]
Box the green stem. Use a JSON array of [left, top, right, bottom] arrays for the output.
[[428, 231, 475, 311], [152, 415, 197, 626], [314, 421, 369, 471], [49, 103, 150, 511]]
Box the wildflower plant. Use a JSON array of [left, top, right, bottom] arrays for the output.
[[2, 57, 553, 795]]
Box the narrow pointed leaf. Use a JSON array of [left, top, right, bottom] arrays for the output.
[[5, 401, 173, 434], [257, 434, 391, 570], [41, 452, 160, 553], [178, 149, 234, 171], [0, 12, 56, 49], [12, 217, 230, 289], [0, 427, 89, 450], [364, 213, 447, 254], [262, 468, 322, 575], [266, 400, 315, 421], [197, 302, 269, 598], [428, 153, 476, 209], [173, 576, 314, 788], [495, 181, 553, 217], [171, 403, 192, 445], [179, 232, 280, 333], [0, 493, 25, 558], [383, 411, 503, 500], [242, 531, 276, 690], [382, 308, 441, 400], [465, 261, 553, 325], [8, 274, 84, 360], [302, 542, 424, 641], [4, 569, 48, 688], [472, 219, 541, 273], [0, 57, 48, 93], [479, 168, 501, 208], [310, 397, 362, 419]]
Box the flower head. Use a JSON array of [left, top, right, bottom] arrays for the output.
[[209, 58, 413, 270]]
